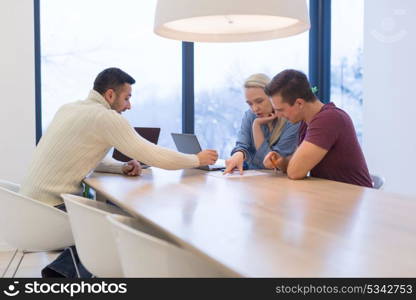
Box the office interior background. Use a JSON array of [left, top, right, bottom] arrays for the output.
[[0, 0, 415, 200]]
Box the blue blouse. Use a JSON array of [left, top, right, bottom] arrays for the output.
[[231, 110, 300, 169]]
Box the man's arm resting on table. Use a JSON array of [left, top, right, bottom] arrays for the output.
[[286, 141, 328, 180], [95, 154, 141, 176]]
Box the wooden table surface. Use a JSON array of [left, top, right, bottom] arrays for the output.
[[84, 168, 416, 277]]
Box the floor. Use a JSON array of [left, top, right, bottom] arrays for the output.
[[0, 248, 60, 278]]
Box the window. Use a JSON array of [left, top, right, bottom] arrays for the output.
[[41, 0, 181, 148], [194, 35, 309, 158], [40, 0, 321, 156], [331, 0, 364, 143]]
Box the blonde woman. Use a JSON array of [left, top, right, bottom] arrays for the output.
[[224, 73, 299, 174]]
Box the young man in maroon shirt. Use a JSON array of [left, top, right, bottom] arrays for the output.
[[263, 69, 372, 188]]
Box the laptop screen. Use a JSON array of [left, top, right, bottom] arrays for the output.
[[112, 127, 161, 162], [171, 133, 202, 154]]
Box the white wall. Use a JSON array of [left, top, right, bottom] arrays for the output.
[[364, 0, 416, 197], [0, 0, 36, 184]]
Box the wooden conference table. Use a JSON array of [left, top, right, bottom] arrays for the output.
[[84, 168, 416, 277]]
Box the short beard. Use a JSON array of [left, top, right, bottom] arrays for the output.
[[110, 93, 122, 114]]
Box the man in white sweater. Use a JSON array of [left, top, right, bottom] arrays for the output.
[[20, 68, 218, 278], [20, 68, 217, 207]]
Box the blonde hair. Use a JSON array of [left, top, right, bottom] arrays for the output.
[[244, 73, 287, 146]]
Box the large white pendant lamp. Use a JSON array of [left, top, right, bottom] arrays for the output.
[[154, 0, 310, 42]]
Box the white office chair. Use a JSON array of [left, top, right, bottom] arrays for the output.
[[107, 214, 228, 278], [0, 179, 75, 277], [0, 180, 74, 252], [62, 194, 131, 278], [370, 174, 385, 190]]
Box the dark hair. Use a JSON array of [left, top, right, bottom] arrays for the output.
[[264, 69, 315, 105], [93, 67, 136, 95]]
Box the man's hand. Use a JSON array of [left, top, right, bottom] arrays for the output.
[[263, 151, 285, 170], [196, 150, 218, 166], [223, 151, 244, 175], [122, 160, 142, 176]]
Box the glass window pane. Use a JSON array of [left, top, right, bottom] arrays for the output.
[[195, 34, 309, 158], [41, 0, 181, 148], [331, 0, 364, 143]]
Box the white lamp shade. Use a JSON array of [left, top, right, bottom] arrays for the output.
[[154, 0, 310, 42]]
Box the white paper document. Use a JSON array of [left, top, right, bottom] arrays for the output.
[[207, 170, 270, 178]]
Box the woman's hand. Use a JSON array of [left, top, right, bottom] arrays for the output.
[[253, 111, 278, 126], [223, 151, 244, 175], [252, 112, 278, 150]]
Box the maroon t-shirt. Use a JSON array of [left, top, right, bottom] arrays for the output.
[[299, 103, 372, 187]]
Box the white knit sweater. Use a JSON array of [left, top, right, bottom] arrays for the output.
[[20, 90, 199, 206]]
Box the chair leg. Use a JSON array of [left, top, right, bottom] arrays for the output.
[[12, 251, 26, 278], [67, 247, 81, 278], [1, 249, 24, 278], [1, 249, 18, 278]]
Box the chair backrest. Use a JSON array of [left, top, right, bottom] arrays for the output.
[[370, 174, 385, 189], [0, 180, 20, 193], [62, 194, 130, 278], [107, 214, 228, 278], [0, 180, 74, 251]]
